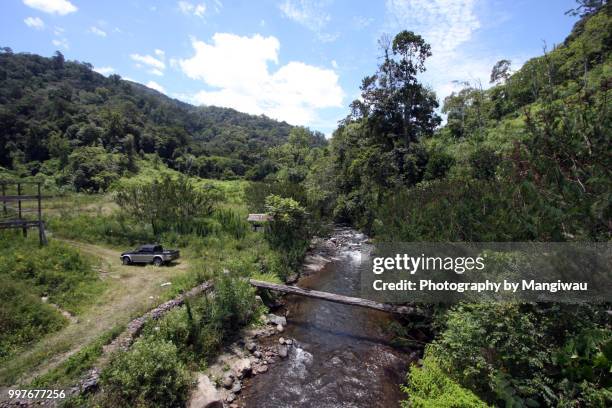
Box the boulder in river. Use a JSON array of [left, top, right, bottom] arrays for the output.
[[231, 358, 252, 379], [222, 375, 234, 389], [231, 380, 242, 394], [267, 314, 287, 326], [276, 324, 284, 333], [187, 374, 222, 408], [278, 345, 288, 358]]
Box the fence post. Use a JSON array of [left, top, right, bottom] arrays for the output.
[[1, 184, 6, 217], [17, 182, 27, 237], [38, 182, 45, 246]]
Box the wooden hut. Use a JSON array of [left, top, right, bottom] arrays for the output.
[[247, 213, 272, 232]]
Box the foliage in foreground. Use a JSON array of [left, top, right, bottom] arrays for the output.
[[423, 303, 611, 407], [101, 275, 257, 406], [401, 356, 489, 408], [100, 337, 191, 408]]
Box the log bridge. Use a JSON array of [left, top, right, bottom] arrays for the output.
[[249, 279, 422, 316]]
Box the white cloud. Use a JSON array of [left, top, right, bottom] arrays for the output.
[[331, 59, 338, 69], [24, 16, 45, 30], [89, 26, 107, 37], [212, 0, 223, 13], [280, 0, 329, 31], [279, 0, 338, 42], [154, 49, 165, 58], [386, 0, 479, 56], [179, 33, 344, 126], [385, 0, 490, 102], [94, 66, 114, 75], [130, 53, 166, 76], [23, 0, 77, 15], [146, 81, 166, 93], [52, 37, 69, 49], [178, 1, 206, 17]]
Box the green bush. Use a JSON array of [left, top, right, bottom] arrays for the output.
[[401, 356, 489, 408], [211, 273, 257, 335], [140, 300, 221, 365], [244, 181, 307, 213], [141, 274, 257, 366], [264, 194, 309, 273], [100, 337, 191, 408]]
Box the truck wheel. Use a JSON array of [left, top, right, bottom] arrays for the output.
[[153, 257, 163, 267], [122, 256, 131, 265]]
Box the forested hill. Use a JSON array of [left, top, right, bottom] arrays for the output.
[[0, 49, 297, 188]]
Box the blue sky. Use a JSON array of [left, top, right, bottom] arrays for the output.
[[1, 0, 580, 135]]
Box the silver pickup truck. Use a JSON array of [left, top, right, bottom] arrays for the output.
[[120, 244, 180, 266]]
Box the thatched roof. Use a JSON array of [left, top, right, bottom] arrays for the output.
[[247, 214, 272, 222]]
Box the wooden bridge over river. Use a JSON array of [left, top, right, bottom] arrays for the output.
[[248, 279, 421, 316]]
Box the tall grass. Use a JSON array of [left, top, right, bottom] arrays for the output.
[[0, 231, 104, 359], [47, 213, 155, 246], [212, 208, 249, 240], [0, 232, 103, 313], [0, 277, 66, 360]]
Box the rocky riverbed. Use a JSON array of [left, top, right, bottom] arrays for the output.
[[186, 311, 295, 408]]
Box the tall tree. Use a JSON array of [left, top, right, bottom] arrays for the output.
[[350, 30, 440, 146], [490, 59, 512, 84], [565, 0, 607, 16]]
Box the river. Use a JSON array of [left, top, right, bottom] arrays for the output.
[[240, 227, 410, 407]]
